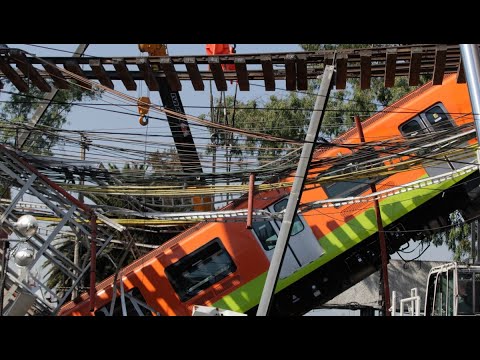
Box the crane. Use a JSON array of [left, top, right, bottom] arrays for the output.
[[137, 44, 214, 211]]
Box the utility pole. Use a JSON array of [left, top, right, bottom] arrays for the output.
[[460, 44, 480, 265], [72, 133, 89, 300], [354, 115, 390, 316], [471, 220, 479, 264], [256, 66, 334, 316], [477, 219, 480, 264], [0, 229, 9, 316], [210, 80, 217, 210]]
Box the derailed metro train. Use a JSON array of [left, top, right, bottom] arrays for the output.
[[60, 74, 480, 316]]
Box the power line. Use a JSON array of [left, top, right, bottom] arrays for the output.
[[21, 44, 97, 58], [2, 96, 475, 116]]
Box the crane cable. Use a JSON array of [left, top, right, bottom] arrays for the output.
[[26, 52, 302, 145]]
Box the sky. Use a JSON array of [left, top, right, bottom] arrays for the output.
[[4, 43, 456, 264]]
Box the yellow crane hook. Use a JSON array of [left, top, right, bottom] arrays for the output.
[[138, 96, 151, 126]]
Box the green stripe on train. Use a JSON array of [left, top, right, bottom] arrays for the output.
[[213, 172, 472, 313]]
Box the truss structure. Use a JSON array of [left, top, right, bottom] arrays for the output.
[[0, 143, 125, 315]]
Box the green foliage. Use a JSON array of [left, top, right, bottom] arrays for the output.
[[0, 82, 100, 154], [205, 89, 315, 166], [300, 44, 426, 138], [427, 210, 472, 262]]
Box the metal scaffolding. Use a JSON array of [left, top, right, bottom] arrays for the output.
[[0, 142, 125, 315]]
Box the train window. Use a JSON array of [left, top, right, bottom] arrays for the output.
[[323, 176, 372, 199], [252, 221, 278, 251], [273, 199, 304, 235], [399, 103, 454, 137], [94, 287, 159, 316], [165, 239, 237, 302], [423, 104, 454, 132], [399, 116, 427, 137], [322, 155, 383, 199]]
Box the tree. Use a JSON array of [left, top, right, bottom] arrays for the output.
[[205, 44, 422, 166], [429, 210, 472, 262], [206, 91, 315, 165], [301, 44, 425, 138], [0, 83, 100, 154]]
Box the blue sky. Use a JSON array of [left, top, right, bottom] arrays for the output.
[[4, 43, 454, 261]]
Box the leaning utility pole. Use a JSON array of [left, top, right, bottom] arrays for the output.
[[460, 44, 480, 265], [256, 65, 334, 316], [72, 133, 90, 300]]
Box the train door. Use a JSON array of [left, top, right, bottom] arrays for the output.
[[251, 197, 324, 279], [399, 102, 475, 177]]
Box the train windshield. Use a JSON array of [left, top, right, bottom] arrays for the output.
[[165, 239, 237, 302]]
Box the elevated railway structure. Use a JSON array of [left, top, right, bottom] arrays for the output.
[[0, 44, 470, 93]]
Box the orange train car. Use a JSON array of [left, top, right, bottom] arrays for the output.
[[60, 74, 480, 316]]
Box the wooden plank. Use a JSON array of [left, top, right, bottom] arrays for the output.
[[208, 57, 227, 91], [432, 45, 447, 85], [457, 57, 466, 83], [384, 48, 397, 88], [260, 55, 275, 91], [296, 54, 308, 90], [184, 57, 204, 91], [64, 60, 91, 89], [42, 61, 70, 89], [234, 57, 249, 91], [112, 58, 136, 91], [159, 57, 181, 92], [408, 47, 422, 86], [360, 50, 371, 90], [285, 54, 296, 90], [89, 59, 114, 89], [9, 50, 51, 92], [335, 53, 347, 90], [0, 58, 29, 92], [136, 58, 159, 91]]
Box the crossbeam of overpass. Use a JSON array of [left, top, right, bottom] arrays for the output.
[[0, 44, 469, 93]]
